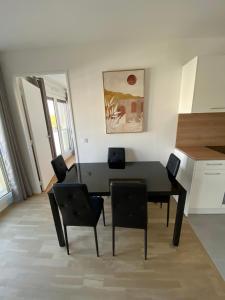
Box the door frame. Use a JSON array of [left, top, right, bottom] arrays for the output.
[[36, 78, 57, 158], [14, 71, 79, 193]]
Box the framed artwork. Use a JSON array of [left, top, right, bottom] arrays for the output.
[[103, 69, 144, 133]]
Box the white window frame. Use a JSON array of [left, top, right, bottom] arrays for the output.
[[47, 97, 73, 156]]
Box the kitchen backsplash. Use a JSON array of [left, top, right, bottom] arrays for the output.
[[176, 112, 225, 147]]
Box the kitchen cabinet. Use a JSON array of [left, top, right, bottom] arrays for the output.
[[189, 162, 225, 211], [174, 149, 225, 214], [179, 56, 225, 113]]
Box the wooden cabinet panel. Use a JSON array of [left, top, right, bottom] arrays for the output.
[[176, 113, 225, 147]]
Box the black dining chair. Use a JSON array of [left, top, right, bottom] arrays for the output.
[[51, 155, 68, 182], [51, 155, 76, 182], [53, 183, 105, 256], [111, 181, 148, 259], [108, 147, 125, 169], [148, 153, 181, 227]]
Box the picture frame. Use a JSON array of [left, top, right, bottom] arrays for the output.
[[103, 69, 145, 133]]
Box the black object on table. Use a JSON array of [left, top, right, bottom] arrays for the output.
[[48, 161, 186, 248]]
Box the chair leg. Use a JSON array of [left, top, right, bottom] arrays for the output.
[[64, 225, 69, 255], [93, 227, 99, 257], [102, 205, 106, 226], [144, 228, 147, 260], [112, 226, 115, 256], [167, 199, 170, 227], [160, 202, 162, 208]]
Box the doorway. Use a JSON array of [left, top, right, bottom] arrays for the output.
[[17, 73, 77, 192]]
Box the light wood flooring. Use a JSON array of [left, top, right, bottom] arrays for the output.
[[0, 195, 224, 300]]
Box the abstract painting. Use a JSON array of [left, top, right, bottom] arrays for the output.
[[103, 69, 144, 133]]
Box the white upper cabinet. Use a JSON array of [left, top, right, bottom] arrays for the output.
[[179, 56, 225, 113]]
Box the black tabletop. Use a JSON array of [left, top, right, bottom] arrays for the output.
[[57, 161, 183, 196]]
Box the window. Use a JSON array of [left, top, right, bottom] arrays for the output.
[[57, 100, 71, 153], [47, 99, 61, 156], [0, 149, 9, 199], [47, 98, 72, 155]]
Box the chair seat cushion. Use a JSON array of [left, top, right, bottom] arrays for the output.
[[89, 196, 104, 220]]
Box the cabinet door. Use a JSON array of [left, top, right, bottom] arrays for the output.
[[190, 169, 225, 209], [192, 56, 225, 113], [179, 57, 198, 113]]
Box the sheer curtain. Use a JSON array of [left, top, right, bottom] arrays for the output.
[[0, 67, 32, 202]]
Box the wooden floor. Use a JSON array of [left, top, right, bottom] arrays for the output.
[[0, 195, 224, 300]]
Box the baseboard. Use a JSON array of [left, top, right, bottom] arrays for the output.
[[189, 207, 225, 214]]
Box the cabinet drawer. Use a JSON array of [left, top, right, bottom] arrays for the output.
[[190, 170, 225, 209], [199, 161, 225, 170], [208, 107, 225, 113]]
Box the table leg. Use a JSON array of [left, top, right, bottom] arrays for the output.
[[173, 187, 187, 246], [48, 192, 65, 247]]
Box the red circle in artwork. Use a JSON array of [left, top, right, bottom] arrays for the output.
[[127, 74, 137, 85]]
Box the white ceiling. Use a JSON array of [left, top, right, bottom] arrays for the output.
[[1, 0, 225, 51]]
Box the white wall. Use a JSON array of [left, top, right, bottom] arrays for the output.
[[1, 38, 225, 171]]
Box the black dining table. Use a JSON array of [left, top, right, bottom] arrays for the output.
[[48, 161, 187, 248]]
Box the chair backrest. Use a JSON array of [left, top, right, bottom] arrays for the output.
[[51, 155, 68, 182], [108, 147, 125, 169], [53, 183, 96, 226], [111, 181, 147, 229], [166, 153, 180, 178]]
